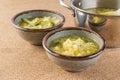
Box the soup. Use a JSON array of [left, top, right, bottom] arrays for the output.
[[85, 7, 120, 16], [18, 16, 61, 29], [49, 35, 99, 57], [89, 16, 106, 24]]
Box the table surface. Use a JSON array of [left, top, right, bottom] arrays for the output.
[[0, 0, 120, 80]]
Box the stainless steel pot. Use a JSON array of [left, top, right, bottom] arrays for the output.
[[59, 0, 120, 48]]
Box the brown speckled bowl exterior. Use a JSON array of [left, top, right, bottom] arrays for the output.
[[12, 10, 65, 45], [42, 27, 105, 72]]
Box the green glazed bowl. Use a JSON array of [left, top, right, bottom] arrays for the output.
[[42, 27, 105, 72], [12, 10, 65, 45]]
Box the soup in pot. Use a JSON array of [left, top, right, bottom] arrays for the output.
[[85, 7, 120, 16]]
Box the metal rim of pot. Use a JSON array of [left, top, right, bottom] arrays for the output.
[[59, 0, 120, 18]]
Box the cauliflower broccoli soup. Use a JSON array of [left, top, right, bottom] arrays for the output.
[[49, 35, 99, 57], [18, 16, 61, 29]]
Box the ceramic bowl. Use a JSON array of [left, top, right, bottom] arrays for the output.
[[12, 10, 65, 45], [88, 15, 107, 32], [42, 27, 105, 72]]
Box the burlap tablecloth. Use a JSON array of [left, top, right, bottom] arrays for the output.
[[0, 0, 120, 80]]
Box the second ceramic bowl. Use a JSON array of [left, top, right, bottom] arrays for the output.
[[12, 10, 65, 45]]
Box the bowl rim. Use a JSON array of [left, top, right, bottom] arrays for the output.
[[42, 27, 105, 61], [11, 9, 65, 32]]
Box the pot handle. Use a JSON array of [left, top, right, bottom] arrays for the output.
[[59, 0, 87, 27], [59, 0, 75, 16]]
